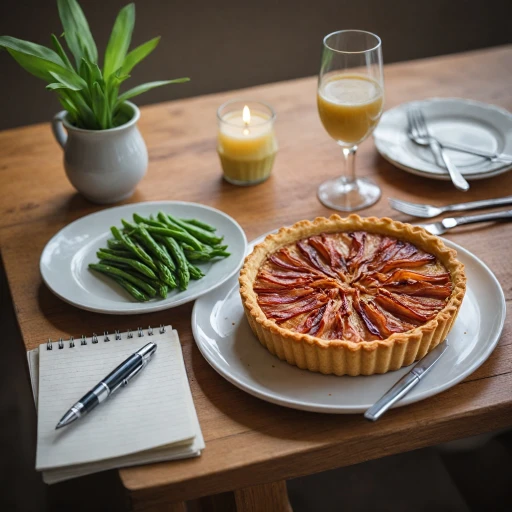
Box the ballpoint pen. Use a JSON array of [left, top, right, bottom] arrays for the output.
[[56, 342, 157, 429]]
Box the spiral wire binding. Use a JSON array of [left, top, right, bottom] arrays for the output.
[[46, 327, 167, 350]]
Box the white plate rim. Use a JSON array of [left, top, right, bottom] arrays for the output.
[[192, 234, 506, 414], [40, 201, 248, 315], [373, 97, 512, 181]]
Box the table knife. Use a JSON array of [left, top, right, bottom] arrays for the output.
[[364, 340, 448, 421]]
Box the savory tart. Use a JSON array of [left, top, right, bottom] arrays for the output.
[[239, 215, 466, 376]]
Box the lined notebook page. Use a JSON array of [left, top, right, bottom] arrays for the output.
[[36, 328, 195, 471]]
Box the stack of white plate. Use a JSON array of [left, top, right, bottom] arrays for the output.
[[373, 98, 512, 181]]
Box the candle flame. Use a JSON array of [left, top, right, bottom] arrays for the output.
[[242, 105, 251, 125]]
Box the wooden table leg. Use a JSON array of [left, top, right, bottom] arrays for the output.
[[234, 480, 292, 512]]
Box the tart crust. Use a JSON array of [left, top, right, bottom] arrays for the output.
[[239, 214, 466, 376]]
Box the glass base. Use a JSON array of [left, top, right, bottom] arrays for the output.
[[317, 177, 381, 212]]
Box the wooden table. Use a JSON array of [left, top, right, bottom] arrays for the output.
[[1, 45, 511, 511]]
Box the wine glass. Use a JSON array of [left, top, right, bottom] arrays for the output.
[[317, 30, 384, 211]]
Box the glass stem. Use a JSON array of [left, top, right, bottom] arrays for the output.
[[341, 146, 358, 185]]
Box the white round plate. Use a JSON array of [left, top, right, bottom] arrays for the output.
[[192, 234, 506, 414], [40, 201, 247, 315], [373, 98, 512, 180]]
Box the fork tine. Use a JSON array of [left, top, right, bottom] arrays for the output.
[[411, 108, 427, 139], [407, 107, 420, 139], [388, 199, 428, 215], [406, 108, 415, 136], [388, 198, 433, 217]]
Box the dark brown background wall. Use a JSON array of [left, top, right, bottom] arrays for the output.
[[1, 0, 511, 131]]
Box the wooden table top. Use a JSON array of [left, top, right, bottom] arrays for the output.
[[1, 45, 511, 503]]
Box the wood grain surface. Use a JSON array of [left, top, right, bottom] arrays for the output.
[[0, 45, 511, 505]]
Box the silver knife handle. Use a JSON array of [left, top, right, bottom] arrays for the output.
[[447, 195, 512, 213], [364, 373, 419, 421], [440, 140, 512, 162], [444, 209, 512, 229], [437, 144, 470, 192]]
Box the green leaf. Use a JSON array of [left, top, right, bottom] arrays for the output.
[[46, 82, 75, 90], [103, 3, 135, 79], [49, 70, 85, 90], [117, 78, 189, 104], [57, 94, 79, 122], [121, 36, 160, 75], [50, 34, 74, 70], [79, 58, 101, 87], [0, 35, 65, 66], [91, 81, 108, 128], [5, 47, 82, 85], [79, 57, 90, 81], [57, 0, 98, 65]]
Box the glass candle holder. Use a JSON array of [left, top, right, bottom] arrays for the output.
[[217, 100, 277, 185]]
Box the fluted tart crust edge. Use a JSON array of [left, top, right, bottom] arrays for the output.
[[239, 214, 466, 376]]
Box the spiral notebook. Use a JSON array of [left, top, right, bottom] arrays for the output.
[[27, 326, 204, 484]]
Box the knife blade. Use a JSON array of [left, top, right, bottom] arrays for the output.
[[364, 339, 449, 421]]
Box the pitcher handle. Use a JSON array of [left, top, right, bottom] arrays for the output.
[[52, 111, 68, 149]]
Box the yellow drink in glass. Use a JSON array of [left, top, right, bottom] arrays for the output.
[[317, 74, 383, 146]]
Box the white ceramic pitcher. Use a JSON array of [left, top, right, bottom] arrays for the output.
[[52, 101, 148, 204]]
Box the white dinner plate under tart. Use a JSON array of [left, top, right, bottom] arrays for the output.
[[40, 201, 247, 314], [373, 98, 512, 180], [192, 233, 505, 414]]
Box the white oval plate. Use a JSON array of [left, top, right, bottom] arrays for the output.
[[40, 201, 247, 315], [192, 234, 506, 414], [373, 98, 512, 180]]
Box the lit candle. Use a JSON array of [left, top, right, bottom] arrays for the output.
[[217, 100, 277, 185]]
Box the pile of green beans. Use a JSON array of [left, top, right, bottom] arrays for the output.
[[88, 212, 230, 302]]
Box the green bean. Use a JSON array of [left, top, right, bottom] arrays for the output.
[[187, 261, 204, 280], [130, 225, 176, 270], [121, 218, 138, 233], [155, 260, 177, 288], [97, 251, 158, 279], [89, 263, 157, 297], [111, 276, 149, 302], [111, 227, 158, 272], [99, 247, 134, 258], [167, 215, 224, 246], [101, 263, 159, 286], [156, 236, 189, 290], [133, 213, 166, 228], [106, 239, 126, 251], [157, 211, 186, 231], [146, 218, 204, 251], [157, 283, 168, 299], [183, 218, 217, 232], [158, 243, 176, 271], [184, 248, 230, 261]]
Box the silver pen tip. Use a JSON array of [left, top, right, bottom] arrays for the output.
[[55, 410, 79, 430]]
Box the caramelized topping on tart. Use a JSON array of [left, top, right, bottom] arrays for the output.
[[253, 232, 452, 342]]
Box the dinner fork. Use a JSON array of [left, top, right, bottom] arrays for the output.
[[407, 108, 470, 191], [389, 196, 512, 218], [416, 210, 512, 235]]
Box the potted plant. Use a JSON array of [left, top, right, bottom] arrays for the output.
[[0, 0, 189, 203]]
